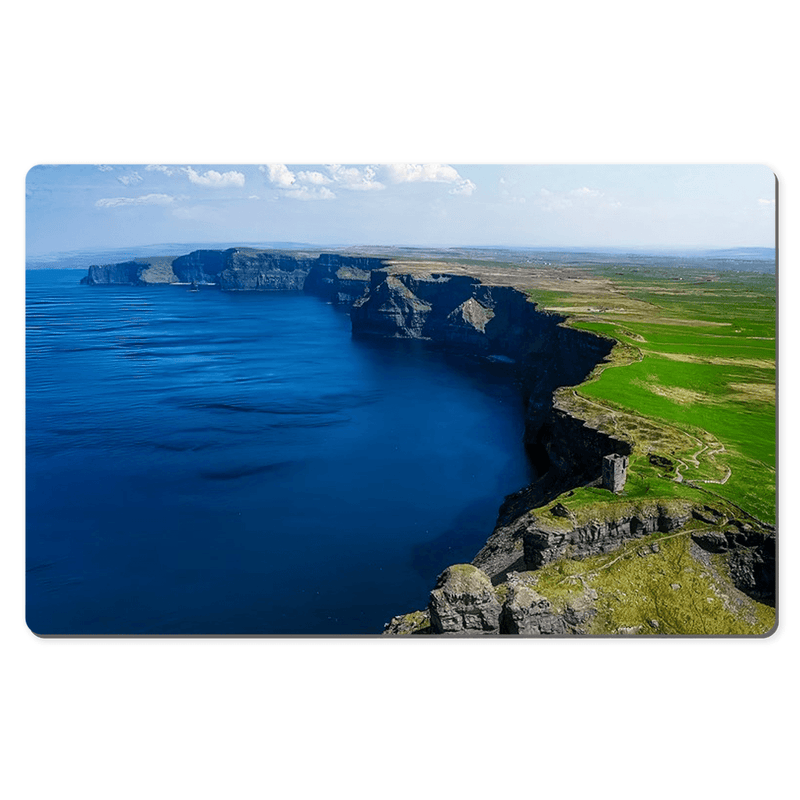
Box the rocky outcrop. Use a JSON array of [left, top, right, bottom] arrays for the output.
[[428, 564, 503, 634], [468, 498, 693, 586], [383, 565, 598, 636], [523, 502, 692, 569], [691, 522, 776, 604], [500, 575, 598, 635]]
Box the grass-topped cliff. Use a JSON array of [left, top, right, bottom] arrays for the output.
[[379, 254, 776, 636]]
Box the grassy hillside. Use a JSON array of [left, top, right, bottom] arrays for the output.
[[531, 266, 775, 527]]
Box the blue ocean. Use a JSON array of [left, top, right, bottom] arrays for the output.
[[26, 270, 534, 634]]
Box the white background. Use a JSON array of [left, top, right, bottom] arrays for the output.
[[3, 3, 795, 798]]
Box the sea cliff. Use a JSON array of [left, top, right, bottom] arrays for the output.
[[81, 249, 776, 634], [80, 248, 384, 296]]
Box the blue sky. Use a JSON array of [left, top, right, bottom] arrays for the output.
[[26, 163, 776, 256]]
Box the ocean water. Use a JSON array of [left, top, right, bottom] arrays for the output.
[[26, 270, 534, 634]]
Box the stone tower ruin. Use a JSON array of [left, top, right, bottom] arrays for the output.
[[602, 453, 629, 493]]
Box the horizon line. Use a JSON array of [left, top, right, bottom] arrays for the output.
[[26, 241, 777, 261]]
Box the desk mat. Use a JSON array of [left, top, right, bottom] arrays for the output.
[[25, 164, 777, 636]]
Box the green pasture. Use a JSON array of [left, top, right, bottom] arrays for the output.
[[531, 268, 776, 524]]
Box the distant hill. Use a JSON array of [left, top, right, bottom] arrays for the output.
[[699, 247, 775, 261]]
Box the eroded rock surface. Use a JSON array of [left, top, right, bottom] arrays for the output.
[[523, 503, 692, 569], [428, 564, 503, 634]]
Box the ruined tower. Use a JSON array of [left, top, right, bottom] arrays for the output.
[[602, 453, 629, 493]]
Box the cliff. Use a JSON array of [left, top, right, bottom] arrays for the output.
[[80, 248, 383, 299], [384, 499, 775, 636], [350, 269, 627, 485], [302, 253, 384, 304], [83, 260, 151, 285]]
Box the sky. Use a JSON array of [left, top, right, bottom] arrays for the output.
[[26, 163, 776, 257]]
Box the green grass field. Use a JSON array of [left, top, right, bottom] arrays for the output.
[[531, 266, 776, 525]]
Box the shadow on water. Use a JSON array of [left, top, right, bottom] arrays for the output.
[[408, 494, 510, 579], [347, 325, 538, 587]]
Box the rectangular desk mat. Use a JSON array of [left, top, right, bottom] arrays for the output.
[[25, 164, 777, 636]]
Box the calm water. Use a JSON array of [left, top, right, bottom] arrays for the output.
[[26, 270, 534, 634]]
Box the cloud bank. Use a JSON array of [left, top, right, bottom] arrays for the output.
[[261, 163, 476, 200], [183, 167, 246, 187]]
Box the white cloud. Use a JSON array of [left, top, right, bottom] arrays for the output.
[[95, 193, 175, 208], [757, 198, 775, 205], [385, 163, 461, 184], [248, 194, 260, 200], [261, 164, 378, 199], [383, 163, 475, 196], [297, 170, 332, 185], [117, 171, 143, 186], [285, 186, 336, 201], [183, 166, 246, 187], [260, 164, 296, 188], [145, 164, 175, 176], [262, 163, 473, 199], [97, 165, 114, 172], [326, 164, 384, 191]]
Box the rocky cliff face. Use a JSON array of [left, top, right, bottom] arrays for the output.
[[218, 250, 317, 291], [82, 261, 148, 285], [522, 503, 692, 569], [81, 248, 383, 298], [302, 253, 382, 304], [691, 522, 776, 602], [172, 249, 231, 284], [351, 272, 552, 356]]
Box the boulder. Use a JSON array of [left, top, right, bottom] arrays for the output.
[[500, 583, 566, 635], [428, 564, 502, 634]]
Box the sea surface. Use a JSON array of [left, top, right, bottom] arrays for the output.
[[26, 270, 534, 634]]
